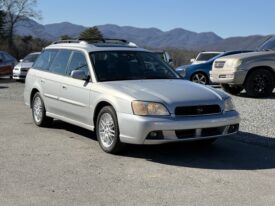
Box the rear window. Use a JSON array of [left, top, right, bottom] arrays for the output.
[[33, 50, 58, 71]]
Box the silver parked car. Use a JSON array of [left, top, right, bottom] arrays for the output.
[[13, 52, 41, 81], [210, 36, 275, 97], [24, 39, 240, 153]]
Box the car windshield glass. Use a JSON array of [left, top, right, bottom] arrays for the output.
[[90, 51, 180, 82], [258, 36, 275, 51], [23, 53, 40, 63], [196, 53, 220, 61]]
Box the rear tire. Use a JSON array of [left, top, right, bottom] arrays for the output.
[[221, 84, 243, 95], [244, 69, 274, 98], [191, 72, 209, 85], [96, 106, 124, 154], [32, 93, 53, 127]]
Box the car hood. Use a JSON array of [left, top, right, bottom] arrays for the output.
[[217, 51, 275, 61], [15, 62, 33, 69], [101, 80, 227, 111], [177, 62, 209, 71]]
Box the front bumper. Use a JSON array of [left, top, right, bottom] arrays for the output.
[[117, 111, 240, 145], [13, 70, 27, 80], [210, 69, 247, 85]]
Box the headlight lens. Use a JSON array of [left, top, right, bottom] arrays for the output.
[[176, 66, 187, 78], [178, 68, 186, 78], [132, 101, 170, 116], [225, 59, 242, 69], [224, 98, 235, 112]]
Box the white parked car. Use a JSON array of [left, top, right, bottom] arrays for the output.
[[191, 51, 221, 65], [13, 52, 41, 80]]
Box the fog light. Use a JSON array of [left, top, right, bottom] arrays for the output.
[[228, 124, 239, 134], [147, 131, 164, 140]]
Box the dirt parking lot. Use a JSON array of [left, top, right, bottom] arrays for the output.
[[1, 78, 275, 206]]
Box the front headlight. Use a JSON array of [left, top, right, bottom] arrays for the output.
[[132, 101, 170, 116], [176, 66, 187, 78], [224, 98, 235, 112], [225, 59, 242, 69]]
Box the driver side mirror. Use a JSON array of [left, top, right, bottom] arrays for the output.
[[71, 70, 90, 81], [20, 59, 23, 62], [190, 58, 195, 63]]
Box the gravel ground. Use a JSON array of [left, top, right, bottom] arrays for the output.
[[233, 90, 275, 148], [1, 78, 275, 206]]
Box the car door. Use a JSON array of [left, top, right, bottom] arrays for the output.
[[58, 50, 92, 125], [44, 49, 73, 116], [33, 49, 63, 115], [0, 53, 12, 76]]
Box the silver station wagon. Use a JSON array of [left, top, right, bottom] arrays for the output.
[[24, 39, 240, 153]]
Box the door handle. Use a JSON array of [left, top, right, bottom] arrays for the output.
[[40, 79, 45, 84], [62, 85, 67, 89]]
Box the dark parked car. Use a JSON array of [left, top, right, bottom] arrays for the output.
[[176, 51, 252, 85], [0, 51, 17, 78]]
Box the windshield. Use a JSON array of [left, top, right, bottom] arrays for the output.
[[196, 53, 220, 61], [23, 53, 40, 63], [258, 36, 275, 51], [90, 51, 180, 82]]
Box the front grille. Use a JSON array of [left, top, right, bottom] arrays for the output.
[[201, 127, 225, 137], [21, 68, 29, 72], [175, 126, 226, 139], [175, 105, 221, 116], [214, 61, 225, 69]]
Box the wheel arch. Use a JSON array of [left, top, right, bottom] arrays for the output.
[[93, 101, 115, 128], [30, 88, 40, 108]]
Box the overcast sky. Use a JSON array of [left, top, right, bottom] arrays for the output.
[[37, 0, 275, 38]]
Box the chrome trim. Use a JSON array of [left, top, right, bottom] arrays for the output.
[[59, 97, 86, 108], [44, 93, 58, 100]]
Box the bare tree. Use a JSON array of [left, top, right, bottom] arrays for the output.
[[1, 0, 40, 54]]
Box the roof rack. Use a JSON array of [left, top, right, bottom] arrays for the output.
[[78, 38, 128, 44], [52, 40, 81, 44], [52, 38, 138, 47]]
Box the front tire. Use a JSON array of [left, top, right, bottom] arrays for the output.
[[221, 84, 243, 95], [32, 93, 53, 127], [244, 69, 274, 98], [96, 106, 124, 154]]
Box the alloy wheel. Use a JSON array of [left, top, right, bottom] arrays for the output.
[[98, 113, 116, 148], [33, 96, 43, 123], [192, 73, 207, 85]]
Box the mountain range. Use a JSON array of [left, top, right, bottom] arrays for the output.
[[15, 19, 271, 51]]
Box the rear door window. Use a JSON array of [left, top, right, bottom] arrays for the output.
[[33, 50, 58, 71], [49, 50, 72, 75]]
